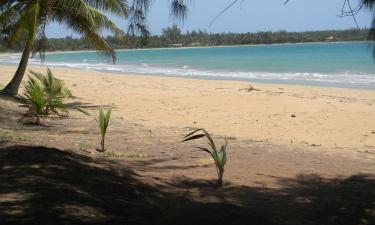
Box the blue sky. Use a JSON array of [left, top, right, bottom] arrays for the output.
[[46, 0, 373, 38]]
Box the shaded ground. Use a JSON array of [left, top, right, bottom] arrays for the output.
[[0, 142, 374, 225], [1, 97, 375, 224]]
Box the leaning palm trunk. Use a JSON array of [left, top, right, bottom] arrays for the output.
[[2, 40, 32, 95], [1, 0, 39, 96]]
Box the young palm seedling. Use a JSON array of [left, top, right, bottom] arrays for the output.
[[99, 106, 112, 152], [74, 105, 112, 152], [20, 77, 47, 125], [19, 69, 72, 125], [30, 68, 72, 115], [182, 129, 228, 186]]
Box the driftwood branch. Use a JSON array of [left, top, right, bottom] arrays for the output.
[[238, 84, 260, 92]]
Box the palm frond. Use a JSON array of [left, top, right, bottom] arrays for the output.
[[20, 75, 47, 124], [84, 0, 129, 16], [73, 106, 91, 116], [29, 68, 71, 114], [170, 0, 188, 22], [362, 0, 375, 9]]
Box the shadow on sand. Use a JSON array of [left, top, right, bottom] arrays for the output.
[[0, 142, 374, 225]]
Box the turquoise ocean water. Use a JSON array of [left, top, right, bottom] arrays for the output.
[[1, 42, 375, 89]]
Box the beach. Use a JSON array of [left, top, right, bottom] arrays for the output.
[[1, 65, 375, 224], [1, 65, 375, 157], [2, 1, 375, 223]]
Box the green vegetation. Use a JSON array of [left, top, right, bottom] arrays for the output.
[[73, 106, 91, 116], [0, 83, 3, 90], [127, 152, 149, 159], [99, 106, 112, 152], [0, 130, 33, 143], [74, 105, 112, 152], [182, 129, 228, 186], [0, 28, 370, 53], [101, 150, 123, 158], [80, 143, 94, 150], [19, 69, 71, 124], [29, 69, 71, 115], [20, 76, 48, 125]]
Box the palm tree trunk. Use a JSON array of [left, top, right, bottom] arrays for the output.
[[2, 44, 32, 96], [1, 0, 40, 96]]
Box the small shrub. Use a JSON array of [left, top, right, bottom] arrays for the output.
[[182, 129, 228, 186], [20, 77, 48, 125], [29, 68, 71, 115], [20, 69, 72, 124]]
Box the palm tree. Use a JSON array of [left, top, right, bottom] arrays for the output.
[[0, 0, 188, 96], [338, 0, 375, 55], [361, 0, 375, 49]]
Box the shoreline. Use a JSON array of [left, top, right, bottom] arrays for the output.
[[90, 69, 375, 91], [0, 40, 369, 56], [1, 62, 374, 91], [2, 65, 374, 93]]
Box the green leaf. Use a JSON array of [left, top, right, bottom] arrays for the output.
[[73, 106, 91, 116], [196, 146, 213, 157], [28, 68, 70, 114], [99, 106, 112, 136], [181, 134, 205, 142], [182, 128, 204, 139], [99, 106, 106, 135]]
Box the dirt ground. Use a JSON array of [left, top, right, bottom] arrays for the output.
[[0, 95, 374, 225]]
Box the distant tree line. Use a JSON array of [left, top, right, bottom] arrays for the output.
[[0, 26, 370, 53]]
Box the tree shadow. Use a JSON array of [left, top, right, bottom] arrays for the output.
[[0, 93, 23, 103], [167, 173, 375, 225], [65, 101, 115, 110], [126, 156, 212, 172], [0, 143, 374, 225]]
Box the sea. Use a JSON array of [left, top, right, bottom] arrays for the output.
[[1, 42, 375, 89]]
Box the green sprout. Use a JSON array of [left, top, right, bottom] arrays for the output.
[[74, 105, 112, 152], [182, 129, 228, 186], [99, 106, 112, 152]]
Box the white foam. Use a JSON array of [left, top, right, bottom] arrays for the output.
[[0, 55, 374, 85]]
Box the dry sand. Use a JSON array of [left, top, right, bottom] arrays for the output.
[[1, 65, 375, 224], [1, 65, 375, 156]]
